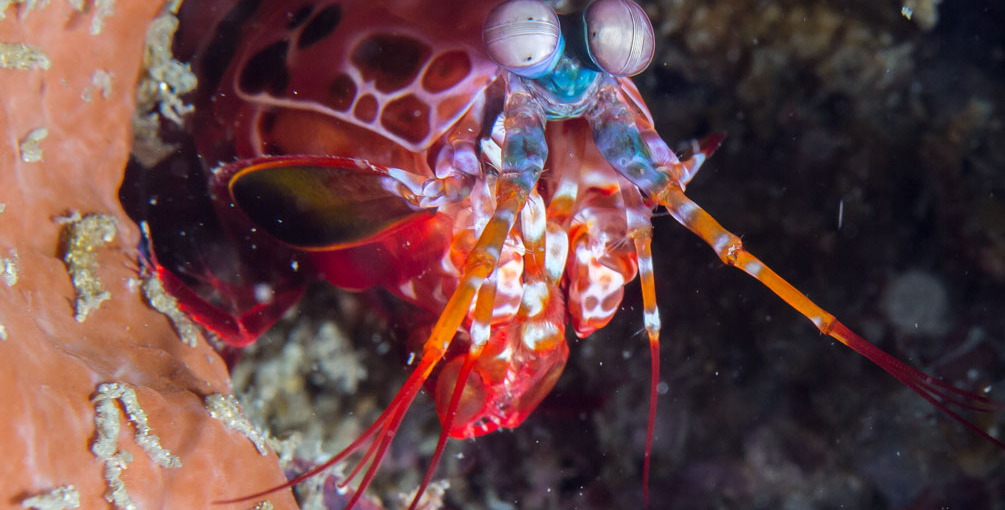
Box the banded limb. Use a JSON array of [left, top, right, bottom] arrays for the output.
[[621, 184, 660, 506], [217, 80, 549, 509], [656, 184, 1005, 449], [588, 76, 1003, 508], [407, 270, 498, 510], [588, 79, 724, 506]]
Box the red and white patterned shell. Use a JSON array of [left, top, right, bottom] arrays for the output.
[[177, 0, 651, 338], [177, 0, 502, 167]]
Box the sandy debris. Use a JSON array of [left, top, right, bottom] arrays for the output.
[[89, 0, 115, 35], [1, 249, 19, 287], [82, 69, 114, 102], [0, 42, 50, 70], [92, 383, 182, 510], [131, 4, 196, 167], [18, 128, 47, 163], [142, 275, 200, 347], [206, 393, 271, 456], [58, 213, 117, 322], [20, 485, 80, 510]]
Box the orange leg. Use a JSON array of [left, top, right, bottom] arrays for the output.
[[407, 270, 497, 510], [217, 81, 550, 509], [618, 140, 722, 506], [591, 76, 1002, 503], [655, 184, 1005, 448], [400, 84, 549, 509], [351, 83, 548, 508], [620, 183, 661, 506]]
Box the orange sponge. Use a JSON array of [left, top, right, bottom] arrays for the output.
[[0, 1, 297, 508]]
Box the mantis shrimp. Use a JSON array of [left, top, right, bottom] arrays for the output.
[[121, 0, 1005, 506]]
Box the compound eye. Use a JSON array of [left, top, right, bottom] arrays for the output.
[[583, 0, 655, 76], [483, 0, 563, 78]]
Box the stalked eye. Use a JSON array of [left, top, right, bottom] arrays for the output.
[[583, 0, 655, 76], [483, 0, 563, 78]]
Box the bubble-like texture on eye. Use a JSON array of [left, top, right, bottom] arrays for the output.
[[483, 0, 562, 78], [584, 0, 654, 76]]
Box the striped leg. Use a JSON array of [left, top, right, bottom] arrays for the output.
[[589, 80, 725, 505], [355, 81, 548, 509], [588, 78, 1003, 505], [408, 269, 497, 510], [656, 185, 1005, 449], [217, 80, 550, 509], [621, 184, 661, 507], [403, 82, 550, 509]]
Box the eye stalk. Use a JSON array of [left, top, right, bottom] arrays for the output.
[[583, 0, 655, 76], [483, 0, 564, 78]]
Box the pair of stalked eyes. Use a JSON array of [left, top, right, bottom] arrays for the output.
[[483, 0, 655, 78]]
